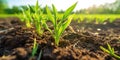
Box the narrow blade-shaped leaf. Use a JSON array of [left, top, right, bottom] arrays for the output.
[[28, 5, 35, 13], [52, 4, 58, 20], [58, 15, 74, 36], [100, 46, 110, 53], [62, 2, 77, 20], [43, 23, 52, 34], [58, 2, 77, 26], [107, 43, 112, 52], [111, 48, 115, 54], [35, 0, 39, 12], [46, 5, 55, 24]]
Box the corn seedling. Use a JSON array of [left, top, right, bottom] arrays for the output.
[[100, 43, 120, 59], [46, 3, 77, 46], [19, 0, 47, 36], [32, 38, 38, 57]]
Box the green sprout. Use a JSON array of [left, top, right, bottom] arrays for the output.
[[100, 43, 120, 59], [32, 38, 38, 57], [46, 2, 77, 46], [19, 0, 47, 36], [32, 0, 47, 36], [20, 5, 32, 28]]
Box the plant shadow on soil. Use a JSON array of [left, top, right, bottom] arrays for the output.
[[0, 17, 120, 60]]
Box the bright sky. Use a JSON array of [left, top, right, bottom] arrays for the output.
[[7, 0, 116, 11]]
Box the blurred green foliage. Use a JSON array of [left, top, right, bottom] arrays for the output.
[[0, 0, 8, 13], [1, 0, 120, 14], [4, 6, 22, 14]]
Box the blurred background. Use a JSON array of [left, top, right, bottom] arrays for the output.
[[0, 0, 120, 14]]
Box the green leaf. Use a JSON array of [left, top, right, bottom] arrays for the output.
[[43, 23, 52, 33], [52, 4, 58, 33], [111, 48, 115, 54], [35, 0, 39, 12], [22, 9, 32, 28], [62, 2, 77, 20], [28, 5, 35, 13], [52, 4, 58, 20], [100, 46, 110, 53], [57, 26, 63, 38], [58, 2, 77, 26], [46, 5, 55, 24], [107, 43, 112, 52], [58, 15, 74, 37], [60, 15, 74, 35], [36, 24, 42, 35]]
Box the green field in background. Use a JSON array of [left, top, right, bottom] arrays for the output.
[[0, 14, 17, 18], [73, 14, 120, 23], [0, 14, 120, 23]]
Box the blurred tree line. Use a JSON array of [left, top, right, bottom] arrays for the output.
[[76, 0, 120, 14], [0, 0, 120, 14]]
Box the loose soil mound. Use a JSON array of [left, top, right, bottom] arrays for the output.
[[0, 17, 120, 60]]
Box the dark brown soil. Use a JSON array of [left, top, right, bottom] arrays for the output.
[[0, 17, 120, 60]]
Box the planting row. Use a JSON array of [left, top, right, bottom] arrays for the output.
[[18, 0, 120, 59], [19, 0, 77, 46]]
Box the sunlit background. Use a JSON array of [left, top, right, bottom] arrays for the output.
[[7, 0, 115, 11], [0, 0, 120, 14]]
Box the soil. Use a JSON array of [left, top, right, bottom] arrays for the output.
[[0, 17, 120, 60]]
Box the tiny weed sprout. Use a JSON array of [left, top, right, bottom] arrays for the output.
[[100, 43, 120, 59], [46, 2, 77, 46], [32, 38, 38, 57], [19, 0, 47, 36]]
